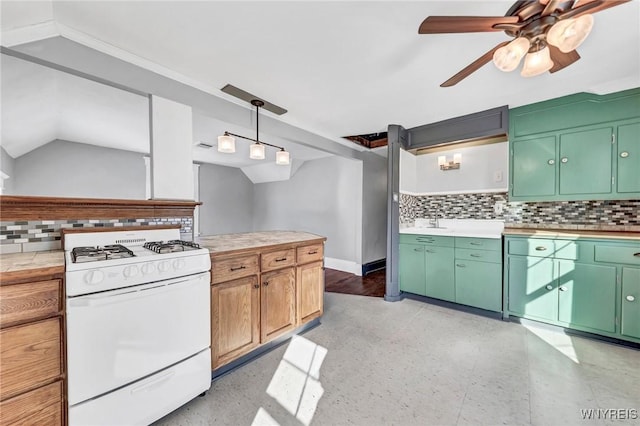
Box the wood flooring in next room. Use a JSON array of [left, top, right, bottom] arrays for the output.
[[324, 268, 385, 297]]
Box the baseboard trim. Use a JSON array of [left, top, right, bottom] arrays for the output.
[[325, 257, 362, 276], [362, 259, 385, 275]]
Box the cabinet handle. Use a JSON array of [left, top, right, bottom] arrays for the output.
[[254, 284, 260, 289], [561, 157, 568, 163], [470, 242, 482, 246], [413, 248, 424, 252], [559, 286, 567, 292], [426, 249, 435, 253], [308, 250, 318, 255], [535, 246, 547, 251], [633, 252, 640, 257], [547, 159, 555, 165], [275, 257, 288, 262], [456, 264, 466, 268], [470, 254, 481, 258], [230, 265, 246, 271], [545, 285, 553, 291], [263, 281, 269, 286], [626, 295, 636, 302], [620, 151, 629, 158]]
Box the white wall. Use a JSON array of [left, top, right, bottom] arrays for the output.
[[400, 142, 509, 195], [0, 146, 15, 194]]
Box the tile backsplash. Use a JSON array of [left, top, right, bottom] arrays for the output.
[[400, 192, 640, 229], [0, 217, 193, 254]]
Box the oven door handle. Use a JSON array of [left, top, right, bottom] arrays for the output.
[[68, 275, 206, 308]]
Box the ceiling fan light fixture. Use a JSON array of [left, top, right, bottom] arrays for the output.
[[249, 142, 266, 160], [492, 37, 530, 72], [217, 134, 236, 153], [521, 45, 554, 77], [547, 14, 594, 53], [275, 149, 290, 165]]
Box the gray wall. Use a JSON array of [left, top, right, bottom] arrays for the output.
[[13, 140, 146, 198], [360, 151, 387, 264], [253, 156, 363, 263], [198, 163, 254, 235], [0, 146, 15, 194]]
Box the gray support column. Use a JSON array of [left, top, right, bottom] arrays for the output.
[[385, 124, 407, 302]]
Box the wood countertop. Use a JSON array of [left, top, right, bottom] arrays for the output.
[[197, 231, 327, 256], [504, 227, 640, 241], [0, 251, 65, 284]]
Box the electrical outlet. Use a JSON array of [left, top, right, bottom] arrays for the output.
[[494, 202, 504, 214], [494, 170, 503, 182]]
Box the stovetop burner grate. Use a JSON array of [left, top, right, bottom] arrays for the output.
[[143, 240, 201, 254], [71, 244, 135, 263]]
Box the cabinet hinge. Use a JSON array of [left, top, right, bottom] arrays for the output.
[[611, 134, 616, 144]]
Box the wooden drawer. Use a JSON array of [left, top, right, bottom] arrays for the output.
[[211, 254, 259, 284], [399, 234, 454, 247], [0, 317, 63, 400], [0, 380, 63, 425], [455, 237, 501, 252], [507, 238, 579, 260], [262, 248, 295, 272], [595, 244, 640, 266], [296, 244, 324, 264], [0, 280, 62, 328], [455, 248, 502, 264]]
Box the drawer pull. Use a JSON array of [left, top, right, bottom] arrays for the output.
[[230, 265, 247, 272], [470, 254, 481, 258], [308, 250, 318, 255], [456, 264, 466, 268], [414, 248, 424, 252], [470, 242, 482, 246], [263, 281, 269, 287], [535, 246, 548, 251], [545, 285, 553, 291], [559, 286, 567, 292], [634, 252, 640, 257], [626, 295, 636, 302], [254, 284, 260, 289], [275, 257, 288, 262]]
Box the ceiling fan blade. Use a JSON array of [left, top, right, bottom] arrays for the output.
[[549, 46, 581, 73], [560, 0, 630, 19], [418, 16, 520, 34], [440, 41, 510, 87]]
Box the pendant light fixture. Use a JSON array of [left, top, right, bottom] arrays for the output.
[[218, 99, 291, 165]]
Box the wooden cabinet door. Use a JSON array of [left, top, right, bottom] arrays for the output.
[[620, 267, 640, 340], [0, 380, 63, 426], [511, 136, 557, 198], [559, 127, 613, 195], [211, 275, 260, 369], [617, 122, 640, 194], [455, 260, 502, 312], [557, 261, 617, 333], [507, 256, 558, 322], [296, 261, 324, 325], [399, 244, 426, 296], [261, 267, 296, 343], [425, 246, 455, 302]]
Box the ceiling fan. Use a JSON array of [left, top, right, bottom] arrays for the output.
[[418, 0, 631, 87]]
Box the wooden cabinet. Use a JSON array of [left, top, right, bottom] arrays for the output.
[[210, 238, 325, 371], [0, 274, 65, 426]]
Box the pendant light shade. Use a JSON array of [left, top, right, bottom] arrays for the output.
[[547, 14, 594, 53], [493, 37, 530, 72], [276, 150, 290, 165], [249, 142, 265, 160], [521, 46, 554, 77], [217, 134, 236, 153]]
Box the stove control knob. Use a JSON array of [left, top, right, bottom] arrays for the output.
[[123, 265, 139, 279], [84, 270, 105, 285], [141, 263, 156, 275], [158, 261, 171, 273], [172, 259, 186, 270]]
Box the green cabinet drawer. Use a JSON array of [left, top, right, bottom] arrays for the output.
[[507, 238, 579, 260], [594, 244, 640, 266], [455, 260, 502, 312], [399, 234, 454, 247], [455, 237, 501, 251], [455, 248, 501, 264]]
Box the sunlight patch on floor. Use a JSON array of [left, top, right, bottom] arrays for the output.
[[524, 323, 580, 363], [251, 407, 280, 426]]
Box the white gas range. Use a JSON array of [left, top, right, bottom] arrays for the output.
[[64, 227, 212, 426]]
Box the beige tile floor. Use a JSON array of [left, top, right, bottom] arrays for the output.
[[154, 293, 640, 426]]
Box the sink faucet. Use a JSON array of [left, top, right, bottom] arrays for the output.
[[429, 208, 440, 228]]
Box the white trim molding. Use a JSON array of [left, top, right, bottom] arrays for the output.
[[324, 257, 362, 276], [401, 188, 508, 197]]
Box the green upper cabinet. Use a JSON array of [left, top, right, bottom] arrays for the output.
[[509, 88, 640, 201], [617, 122, 640, 193]]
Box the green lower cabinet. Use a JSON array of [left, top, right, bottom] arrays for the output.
[[621, 267, 640, 340], [557, 261, 617, 333], [425, 247, 455, 302], [399, 243, 426, 296], [454, 260, 502, 312], [507, 256, 558, 322]]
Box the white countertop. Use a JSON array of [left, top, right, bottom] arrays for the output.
[[400, 219, 504, 239]]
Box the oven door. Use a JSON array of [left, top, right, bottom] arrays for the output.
[[66, 271, 210, 406]]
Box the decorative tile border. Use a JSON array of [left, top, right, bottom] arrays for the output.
[[400, 192, 640, 229], [0, 217, 193, 254]]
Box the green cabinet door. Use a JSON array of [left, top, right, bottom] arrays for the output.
[[557, 261, 617, 333], [559, 127, 613, 195], [399, 244, 426, 296], [617, 122, 640, 193], [507, 256, 558, 322], [455, 260, 502, 312], [425, 246, 455, 302], [511, 136, 556, 197], [621, 267, 640, 339]]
